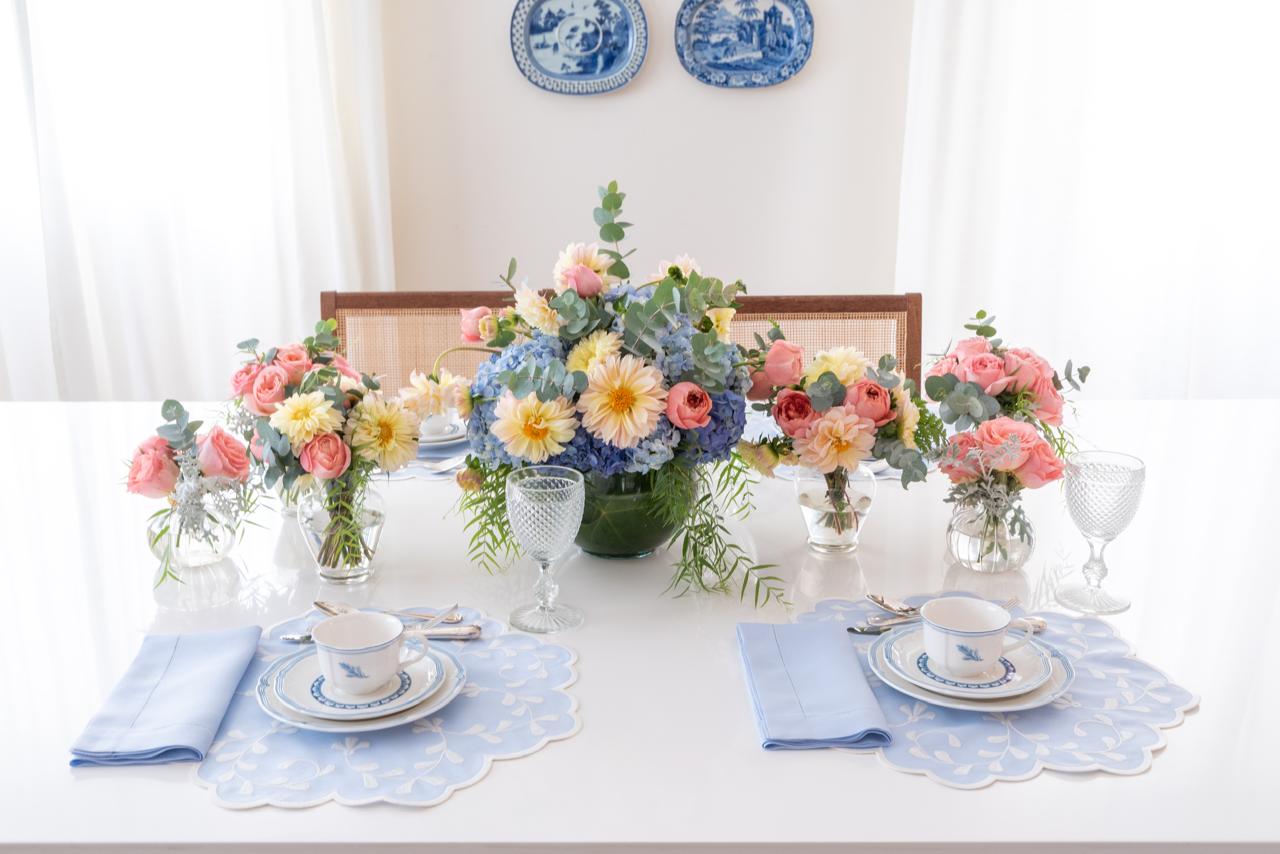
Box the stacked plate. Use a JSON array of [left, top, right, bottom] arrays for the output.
[[256, 644, 467, 733], [867, 626, 1075, 712]]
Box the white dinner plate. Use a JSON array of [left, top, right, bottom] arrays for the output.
[[881, 626, 1053, 700], [868, 631, 1075, 713], [418, 422, 466, 445], [272, 646, 445, 721]]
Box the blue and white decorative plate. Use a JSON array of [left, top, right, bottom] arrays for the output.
[[881, 626, 1054, 700], [674, 0, 813, 89], [511, 0, 648, 95], [271, 647, 446, 722]]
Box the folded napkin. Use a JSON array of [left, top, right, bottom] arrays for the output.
[[737, 622, 891, 750], [70, 625, 262, 767]]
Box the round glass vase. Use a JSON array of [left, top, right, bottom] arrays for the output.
[[945, 503, 1036, 574], [575, 471, 678, 559], [298, 484, 386, 585], [793, 464, 877, 554], [274, 474, 316, 518], [147, 505, 236, 570]]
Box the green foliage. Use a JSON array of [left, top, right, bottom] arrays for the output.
[[806, 371, 846, 412], [592, 180, 635, 278], [498, 257, 519, 290], [687, 330, 731, 393], [498, 358, 586, 403], [305, 318, 340, 354], [911, 396, 947, 458], [926, 373, 999, 430], [155, 400, 202, 451], [1060, 359, 1091, 392], [314, 469, 374, 568], [865, 354, 901, 389], [456, 460, 519, 574], [963, 309, 1001, 347], [622, 278, 680, 357], [683, 271, 742, 318], [548, 289, 607, 341]]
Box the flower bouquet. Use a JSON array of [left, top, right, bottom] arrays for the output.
[[926, 310, 1089, 572], [450, 181, 782, 604], [227, 320, 420, 583], [126, 401, 256, 583]]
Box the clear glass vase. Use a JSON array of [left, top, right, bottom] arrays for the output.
[[147, 504, 237, 570], [946, 503, 1036, 574], [793, 464, 877, 554], [274, 474, 315, 518], [298, 484, 385, 585], [575, 471, 679, 559]]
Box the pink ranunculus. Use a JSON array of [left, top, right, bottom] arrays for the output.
[[328, 353, 361, 381], [772, 388, 819, 438], [1014, 438, 1065, 489], [245, 365, 289, 416], [197, 426, 250, 482], [952, 337, 993, 360], [666, 381, 713, 429], [1002, 347, 1053, 393], [763, 339, 804, 386], [564, 264, 604, 298], [273, 344, 312, 385], [1029, 373, 1065, 426], [939, 432, 983, 484], [127, 435, 179, 498], [960, 352, 1013, 396], [845, 379, 895, 427], [298, 432, 351, 480], [459, 306, 493, 343], [974, 417, 1041, 471], [231, 362, 262, 397], [746, 370, 772, 401], [927, 354, 960, 380]]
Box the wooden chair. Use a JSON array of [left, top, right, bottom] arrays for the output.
[[320, 291, 922, 392]]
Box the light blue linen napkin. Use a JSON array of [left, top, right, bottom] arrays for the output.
[[737, 621, 892, 750], [70, 625, 262, 766]]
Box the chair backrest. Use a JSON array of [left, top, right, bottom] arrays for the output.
[[321, 291, 922, 393]]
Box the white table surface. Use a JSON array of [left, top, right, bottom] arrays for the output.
[[2, 400, 1277, 852]]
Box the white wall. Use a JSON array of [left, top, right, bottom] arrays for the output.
[[381, 0, 915, 295]]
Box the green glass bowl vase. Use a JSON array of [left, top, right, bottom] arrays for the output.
[[575, 471, 677, 559]]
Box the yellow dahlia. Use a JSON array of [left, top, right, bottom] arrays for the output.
[[491, 392, 578, 463], [804, 346, 869, 387], [566, 330, 623, 374], [795, 407, 876, 474], [706, 307, 735, 342], [650, 254, 700, 282], [892, 383, 920, 449], [577, 355, 667, 448], [552, 242, 616, 293], [515, 286, 562, 335], [270, 391, 345, 449], [345, 396, 420, 472], [399, 370, 448, 419]]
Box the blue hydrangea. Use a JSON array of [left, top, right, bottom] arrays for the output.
[[679, 391, 747, 465], [467, 335, 564, 468]]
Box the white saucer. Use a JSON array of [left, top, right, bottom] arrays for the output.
[[256, 645, 466, 733], [419, 422, 466, 444], [881, 626, 1053, 700], [272, 647, 445, 721], [868, 631, 1075, 713]]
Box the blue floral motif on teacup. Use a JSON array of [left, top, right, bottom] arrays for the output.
[[956, 644, 984, 663], [338, 662, 369, 679]]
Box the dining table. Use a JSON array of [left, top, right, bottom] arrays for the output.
[[3, 399, 1277, 853]]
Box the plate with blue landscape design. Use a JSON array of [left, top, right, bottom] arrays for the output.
[[675, 0, 813, 88], [511, 0, 648, 95]]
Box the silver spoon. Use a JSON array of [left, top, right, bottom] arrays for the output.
[[313, 600, 465, 624], [282, 624, 481, 643]]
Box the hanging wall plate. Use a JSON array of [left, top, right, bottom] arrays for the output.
[[511, 0, 648, 95], [674, 0, 813, 88]]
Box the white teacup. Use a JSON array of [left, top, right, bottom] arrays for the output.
[[310, 612, 426, 695], [421, 413, 456, 437], [919, 597, 1034, 678]]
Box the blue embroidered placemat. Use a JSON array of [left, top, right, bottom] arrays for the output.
[[799, 597, 1198, 789], [194, 607, 579, 808]]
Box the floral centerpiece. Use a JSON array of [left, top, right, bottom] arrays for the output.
[[926, 310, 1089, 572], [126, 401, 256, 583], [226, 320, 420, 583], [448, 182, 782, 604]]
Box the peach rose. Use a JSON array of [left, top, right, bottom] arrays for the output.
[[328, 353, 361, 381], [927, 354, 960, 380], [249, 433, 264, 462], [563, 264, 604, 298], [666, 381, 713, 429], [960, 352, 1012, 396], [763, 339, 804, 386], [746, 370, 772, 401], [245, 365, 289, 416], [939, 432, 984, 484], [974, 417, 1041, 471], [197, 426, 250, 482], [952, 337, 992, 360], [273, 344, 312, 385], [127, 435, 179, 498], [298, 432, 351, 480], [845, 379, 894, 427], [1014, 439, 1065, 489], [459, 306, 493, 343], [231, 362, 261, 397], [1029, 373, 1064, 426], [1003, 347, 1052, 393], [772, 388, 818, 438]]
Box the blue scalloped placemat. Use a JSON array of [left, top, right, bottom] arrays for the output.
[[798, 597, 1198, 789], [194, 608, 579, 807]]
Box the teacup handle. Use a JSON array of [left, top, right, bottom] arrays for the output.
[[398, 635, 427, 668], [1002, 618, 1035, 654]]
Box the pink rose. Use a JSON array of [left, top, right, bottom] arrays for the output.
[[126, 435, 179, 498], [563, 264, 604, 298], [844, 379, 895, 427], [763, 339, 804, 386], [459, 306, 493, 343], [939, 433, 983, 484], [197, 426, 250, 482], [273, 344, 312, 385], [974, 417, 1041, 471], [666, 382, 713, 429], [329, 353, 361, 381], [231, 362, 261, 397], [927, 354, 960, 380], [772, 389, 818, 438], [1014, 439, 1065, 489], [1029, 373, 1064, 426], [298, 432, 351, 480], [746, 370, 772, 401], [952, 337, 992, 360], [249, 433, 264, 462], [245, 365, 289, 416], [1002, 347, 1053, 393], [960, 352, 1012, 396]]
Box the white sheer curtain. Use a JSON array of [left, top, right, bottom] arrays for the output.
[[0, 0, 394, 401], [895, 0, 1280, 398]]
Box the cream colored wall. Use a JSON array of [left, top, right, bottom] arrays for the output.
[[381, 0, 914, 295]]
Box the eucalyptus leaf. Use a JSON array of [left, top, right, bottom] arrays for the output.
[[807, 371, 846, 412], [160, 399, 184, 422]]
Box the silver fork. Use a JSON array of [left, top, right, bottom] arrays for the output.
[[865, 596, 1020, 626], [313, 600, 465, 624]]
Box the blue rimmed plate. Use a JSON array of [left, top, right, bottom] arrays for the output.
[[880, 626, 1053, 700], [511, 0, 648, 95], [271, 646, 445, 721], [674, 0, 813, 89]]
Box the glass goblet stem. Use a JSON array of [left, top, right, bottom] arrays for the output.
[[1082, 537, 1110, 589], [533, 560, 559, 613]]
